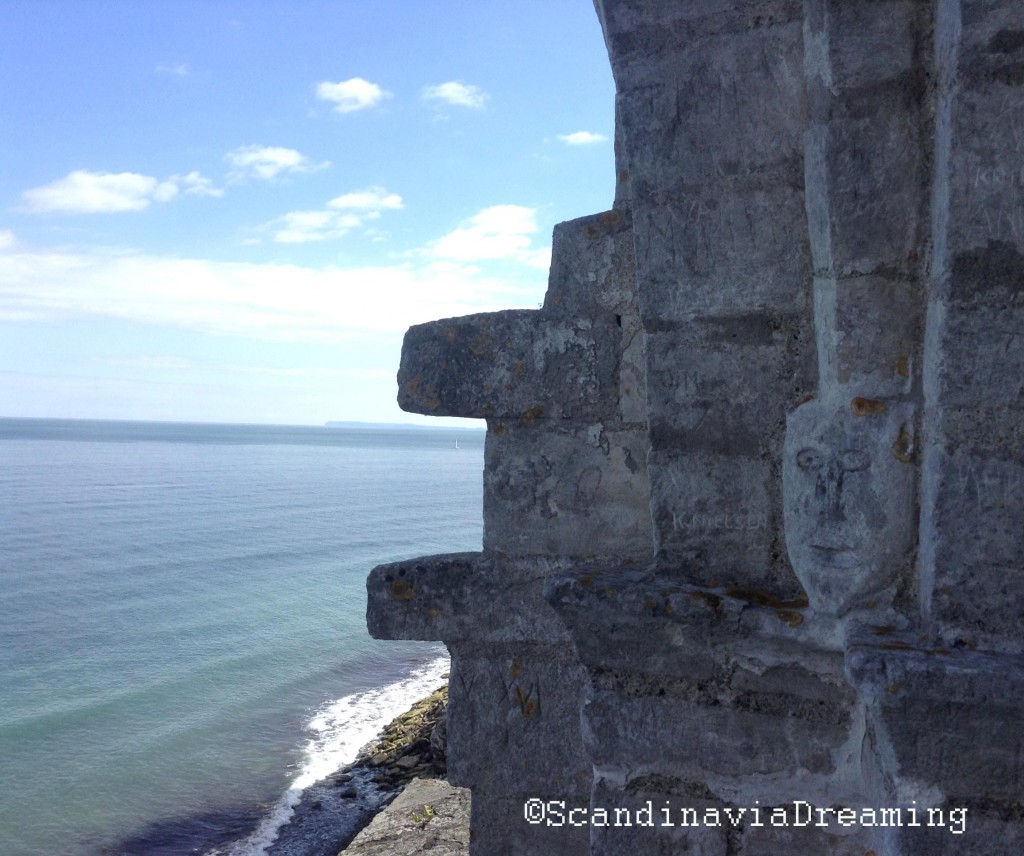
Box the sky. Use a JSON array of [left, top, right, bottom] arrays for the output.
[[0, 0, 616, 427]]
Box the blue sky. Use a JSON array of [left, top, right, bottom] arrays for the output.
[[0, 0, 615, 426]]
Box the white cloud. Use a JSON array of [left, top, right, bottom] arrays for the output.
[[226, 145, 328, 181], [557, 131, 609, 146], [270, 210, 363, 244], [263, 187, 403, 243], [0, 230, 15, 250], [156, 63, 190, 76], [176, 171, 224, 197], [22, 170, 220, 214], [0, 247, 545, 341], [432, 205, 548, 265], [316, 78, 391, 113], [329, 187, 403, 213], [23, 171, 163, 213], [421, 81, 489, 109]]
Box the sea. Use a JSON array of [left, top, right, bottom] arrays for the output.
[[0, 418, 485, 856]]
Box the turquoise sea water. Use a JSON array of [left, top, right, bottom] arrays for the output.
[[0, 419, 484, 856]]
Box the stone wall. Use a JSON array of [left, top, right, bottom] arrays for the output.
[[367, 2, 1024, 853]]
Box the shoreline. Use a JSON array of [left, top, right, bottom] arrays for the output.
[[266, 683, 450, 856]]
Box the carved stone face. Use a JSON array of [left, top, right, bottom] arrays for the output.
[[783, 400, 915, 616]]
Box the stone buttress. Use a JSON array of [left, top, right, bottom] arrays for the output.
[[367, 208, 652, 856]]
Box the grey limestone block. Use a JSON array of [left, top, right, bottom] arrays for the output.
[[445, 641, 592, 799], [630, 184, 812, 322], [803, 0, 929, 280], [949, 4, 1024, 255], [647, 450, 785, 591], [920, 449, 1024, 649], [826, 275, 922, 397], [482, 421, 651, 561], [396, 309, 619, 422], [847, 639, 1024, 803], [544, 209, 636, 320], [807, 109, 926, 278], [582, 666, 856, 799], [366, 553, 575, 646], [807, 0, 923, 94]]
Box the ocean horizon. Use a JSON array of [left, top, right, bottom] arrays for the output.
[[0, 417, 484, 855]]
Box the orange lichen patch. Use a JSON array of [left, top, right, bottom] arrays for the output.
[[896, 355, 910, 378], [428, 607, 439, 618], [851, 396, 886, 416], [776, 610, 804, 627], [513, 360, 527, 379], [888, 684, 901, 695], [618, 170, 630, 185], [522, 699, 538, 718], [400, 376, 441, 410], [878, 640, 915, 651], [794, 394, 815, 408], [599, 210, 623, 229], [891, 427, 914, 463], [578, 575, 595, 588], [520, 405, 545, 427], [644, 599, 657, 610], [725, 587, 810, 611], [583, 221, 603, 240], [510, 660, 524, 678], [871, 625, 898, 636], [665, 603, 675, 616], [389, 579, 415, 601]]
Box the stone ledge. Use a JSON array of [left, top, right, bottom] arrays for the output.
[[340, 778, 471, 856]]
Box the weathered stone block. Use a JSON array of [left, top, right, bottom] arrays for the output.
[[928, 301, 1024, 410], [816, 0, 922, 94], [483, 422, 651, 561], [545, 210, 636, 319], [366, 553, 574, 645], [648, 450, 791, 593], [847, 641, 1024, 802], [814, 110, 926, 277], [583, 667, 855, 791], [921, 450, 1024, 646], [644, 316, 814, 446], [631, 184, 812, 321], [829, 275, 922, 394], [397, 310, 619, 421], [445, 642, 591, 798]]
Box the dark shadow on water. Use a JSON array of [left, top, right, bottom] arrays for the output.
[[98, 769, 394, 856], [99, 804, 267, 856]]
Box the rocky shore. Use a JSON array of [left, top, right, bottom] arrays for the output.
[[267, 683, 457, 856]]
